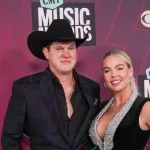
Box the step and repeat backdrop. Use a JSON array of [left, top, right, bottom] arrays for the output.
[[0, 0, 150, 149]]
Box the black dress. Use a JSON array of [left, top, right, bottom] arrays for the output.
[[89, 93, 150, 150]]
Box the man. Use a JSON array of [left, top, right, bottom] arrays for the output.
[[1, 19, 100, 150]]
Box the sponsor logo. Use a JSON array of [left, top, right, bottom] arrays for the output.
[[138, 68, 150, 98], [40, 0, 63, 10], [141, 10, 150, 28], [31, 2, 96, 46], [146, 67, 150, 79]]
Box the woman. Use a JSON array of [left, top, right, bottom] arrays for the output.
[[89, 50, 150, 150]]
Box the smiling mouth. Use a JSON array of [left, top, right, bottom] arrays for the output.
[[111, 80, 121, 86]]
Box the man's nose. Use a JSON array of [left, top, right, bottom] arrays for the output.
[[62, 49, 70, 58]]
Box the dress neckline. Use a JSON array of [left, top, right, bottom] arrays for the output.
[[89, 91, 138, 150]]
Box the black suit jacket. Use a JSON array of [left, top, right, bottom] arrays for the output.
[[1, 68, 100, 150]]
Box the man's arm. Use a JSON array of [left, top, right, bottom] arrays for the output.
[[1, 82, 26, 150]]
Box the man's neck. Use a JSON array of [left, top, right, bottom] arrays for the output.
[[49, 67, 74, 88], [58, 73, 74, 87]]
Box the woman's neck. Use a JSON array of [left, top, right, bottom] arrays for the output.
[[113, 85, 132, 106]]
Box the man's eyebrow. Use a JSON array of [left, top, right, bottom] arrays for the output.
[[69, 43, 76, 47]]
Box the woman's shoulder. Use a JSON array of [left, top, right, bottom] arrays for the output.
[[137, 95, 150, 100], [137, 95, 150, 109], [131, 95, 150, 112], [136, 95, 150, 104]]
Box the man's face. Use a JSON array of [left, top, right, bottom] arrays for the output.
[[42, 41, 77, 76]]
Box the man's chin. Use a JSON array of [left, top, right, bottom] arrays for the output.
[[60, 70, 73, 75]]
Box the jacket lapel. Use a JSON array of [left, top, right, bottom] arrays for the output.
[[73, 74, 99, 145], [40, 68, 70, 144]]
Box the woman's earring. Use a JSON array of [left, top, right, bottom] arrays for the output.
[[104, 82, 107, 88], [130, 76, 134, 84]]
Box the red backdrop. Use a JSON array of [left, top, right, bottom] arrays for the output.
[[0, 0, 150, 149]]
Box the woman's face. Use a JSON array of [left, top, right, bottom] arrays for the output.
[[102, 54, 133, 93]]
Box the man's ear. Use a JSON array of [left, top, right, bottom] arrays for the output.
[[42, 47, 49, 60]]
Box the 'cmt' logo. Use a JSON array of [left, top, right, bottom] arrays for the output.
[[146, 67, 150, 79], [40, 0, 63, 10], [141, 10, 150, 28]]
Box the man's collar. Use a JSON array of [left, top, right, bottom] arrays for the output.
[[45, 66, 78, 83]]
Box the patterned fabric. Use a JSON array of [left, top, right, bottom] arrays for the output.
[[89, 91, 138, 150]]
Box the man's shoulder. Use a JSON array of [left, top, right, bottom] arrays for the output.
[[14, 71, 44, 86]]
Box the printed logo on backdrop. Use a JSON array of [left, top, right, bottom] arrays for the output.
[[141, 10, 150, 28], [136, 0, 150, 30], [31, 2, 96, 46], [138, 67, 150, 98], [40, 0, 63, 10]]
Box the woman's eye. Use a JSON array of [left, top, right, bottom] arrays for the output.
[[104, 70, 109, 73], [117, 68, 123, 71]]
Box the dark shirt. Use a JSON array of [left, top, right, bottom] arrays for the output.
[[50, 70, 89, 145]]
